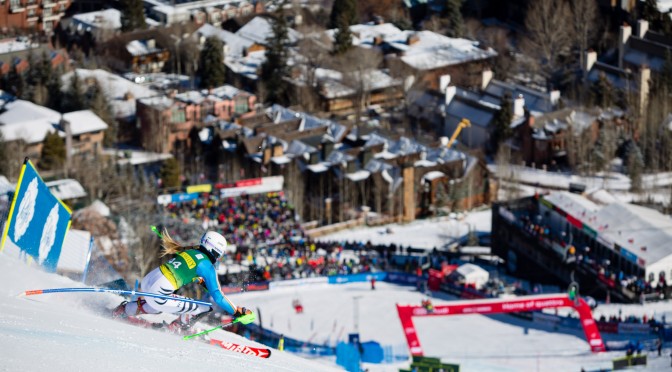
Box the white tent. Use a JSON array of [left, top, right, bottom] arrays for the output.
[[455, 263, 489, 289]]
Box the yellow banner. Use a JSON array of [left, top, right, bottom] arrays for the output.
[[186, 184, 212, 194]]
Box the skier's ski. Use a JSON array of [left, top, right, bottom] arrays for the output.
[[209, 339, 272, 358], [117, 315, 164, 330]]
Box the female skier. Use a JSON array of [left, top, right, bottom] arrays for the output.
[[112, 229, 251, 332]]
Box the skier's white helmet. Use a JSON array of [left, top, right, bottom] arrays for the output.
[[200, 231, 228, 260]]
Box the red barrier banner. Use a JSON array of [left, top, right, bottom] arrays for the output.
[[597, 322, 619, 334], [235, 178, 262, 187], [396, 294, 606, 356]]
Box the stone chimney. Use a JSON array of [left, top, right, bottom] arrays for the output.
[[481, 69, 493, 91], [637, 19, 649, 38], [639, 66, 650, 116], [549, 90, 560, 106], [439, 74, 451, 93], [584, 50, 597, 73], [445, 85, 456, 105], [618, 23, 631, 69], [513, 94, 525, 118]]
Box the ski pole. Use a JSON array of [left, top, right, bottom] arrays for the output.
[[183, 312, 256, 340], [19, 287, 213, 307], [151, 225, 162, 238]]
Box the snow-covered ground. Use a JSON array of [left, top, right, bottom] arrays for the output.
[[316, 209, 492, 249], [0, 254, 339, 372], [5, 201, 672, 371], [4, 250, 672, 372]]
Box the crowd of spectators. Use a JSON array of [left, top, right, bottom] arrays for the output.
[[516, 211, 663, 302], [159, 192, 433, 286]]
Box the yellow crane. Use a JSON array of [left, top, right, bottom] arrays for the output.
[[446, 118, 471, 149]]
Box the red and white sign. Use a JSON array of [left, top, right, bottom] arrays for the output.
[[396, 294, 606, 356]]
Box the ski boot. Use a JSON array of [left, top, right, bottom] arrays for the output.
[[111, 301, 129, 319], [166, 308, 213, 334]]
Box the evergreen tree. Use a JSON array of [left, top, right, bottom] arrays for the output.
[[40, 131, 66, 171], [198, 37, 226, 89], [490, 92, 513, 153], [159, 157, 181, 189], [260, 9, 290, 105], [5, 64, 26, 99], [120, 0, 147, 32], [46, 67, 64, 112], [64, 73, 86, 112], [659, 49, 672, 93], [86, 80, 117, 147], [332, 15, 353, 55], [444, 0, 464, 37], [591, 72, 615, 108], [329, 0, 357, 29]]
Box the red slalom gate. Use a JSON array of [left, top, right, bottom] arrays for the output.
[[396, 294, 606, 356]]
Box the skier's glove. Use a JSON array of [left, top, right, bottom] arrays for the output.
[[233, 306, 251, 319]]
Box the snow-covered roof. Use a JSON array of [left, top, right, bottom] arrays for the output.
[[422, 171, 446, 181], [126, 40, 161, 56], [597, 203, 672, 266], [0, 101, 107, 144], [395, 31, 497, 71], [102, 148, 173, 165], [139, 96, 174, 110], [656, 0, 672, 12], [225, 49, 266, 80], [197, 24, 255, 59], [349, 23, 404, 47], [70, 9, 122, 31], [345, 23, 497, 71], [46, 179, 87, 200], [63, 110, 109, 135], [346, 170, 370, 182], [0, 37, 35, 55], [235, 16, 300, 45], [62, 69, 159, 119]]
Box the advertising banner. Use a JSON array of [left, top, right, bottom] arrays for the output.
[[617, 323, 651, 335], [327, 272, 387, 285], [0, 159, 72, 272], [396, 294, 606, 356]]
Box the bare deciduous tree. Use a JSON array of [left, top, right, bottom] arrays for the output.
[[570, 0, 598, 71], [521, 0, 573, 89], [331, 48, 383, 123]]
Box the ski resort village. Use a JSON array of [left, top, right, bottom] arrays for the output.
[[4, 0, 672, 371]]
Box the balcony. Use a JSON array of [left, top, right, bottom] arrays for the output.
[[10, 2, 25, 12]]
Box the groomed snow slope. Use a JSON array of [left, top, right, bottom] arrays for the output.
[[0, 254, 341, 372]]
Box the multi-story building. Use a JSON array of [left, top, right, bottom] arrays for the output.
[[0, 0, 71, 34], [0, 96, 108, 165], [0, 37, 68, 75], [137, 84, 257, 153]]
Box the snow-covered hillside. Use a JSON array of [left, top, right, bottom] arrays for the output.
[[0, 254, 340, 372]]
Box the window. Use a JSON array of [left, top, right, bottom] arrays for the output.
[[235, 98, 248, 114], [171, 109, 186, 123]]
